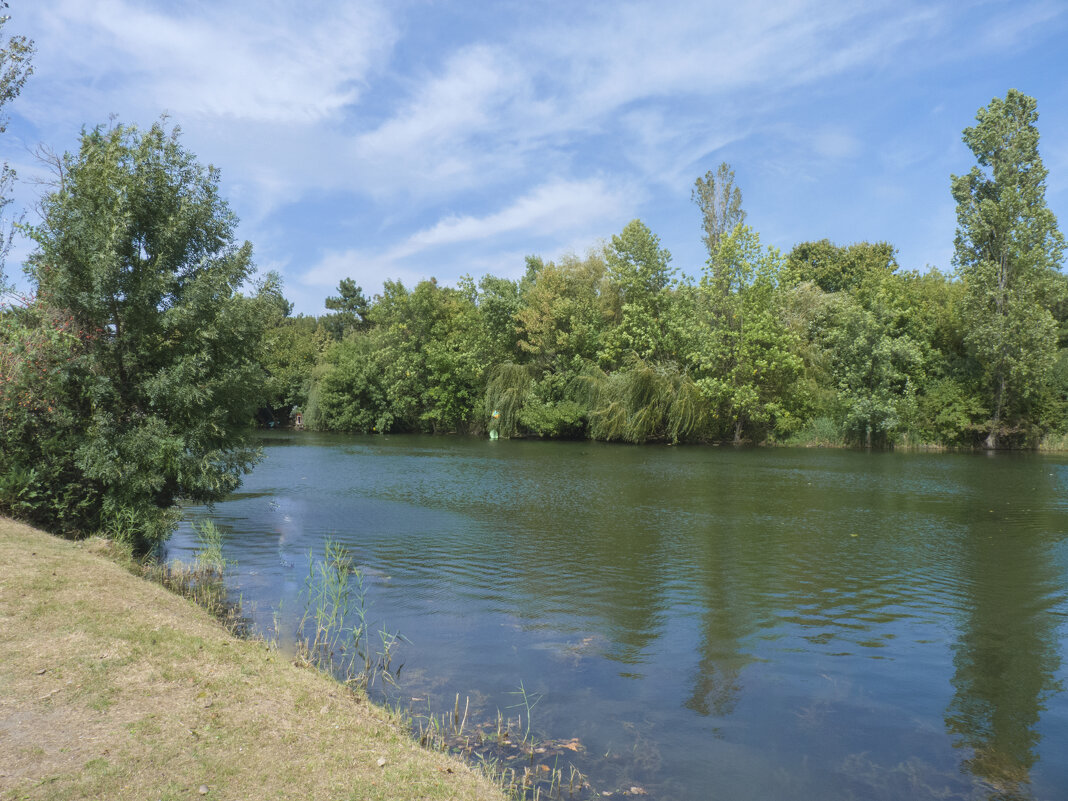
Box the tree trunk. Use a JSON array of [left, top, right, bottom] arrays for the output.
[[985, 373, 1006, 449], [733, 416, 744, 445]]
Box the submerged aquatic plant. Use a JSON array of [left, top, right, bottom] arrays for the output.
[[506, 680, 544, 745]]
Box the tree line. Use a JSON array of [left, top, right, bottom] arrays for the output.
[[0, 3, 1064, 551], [263, 91, 1066, 452]]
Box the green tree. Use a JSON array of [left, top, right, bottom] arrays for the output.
[[952, 90, 1066, 448], [691, 226, 803, 442], [321, 277, 370, 340], [313, 278, 489, 434], [253, 272, 325, 421], [516, 251, 608, 371], [15, 121, 268, 549], [784, 239, 897, 294], [599, 219, 677, 366], [476, 273, 522, 359], [0, 10, 33, 286], [812, 292, 923, 447], [692, 162, 745, 259]]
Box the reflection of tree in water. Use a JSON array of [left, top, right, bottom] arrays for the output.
[[945, 524, 1063, 800], [685, 526, 758, 717]]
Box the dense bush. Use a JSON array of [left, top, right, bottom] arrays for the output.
[[2, 123, 270, 551]]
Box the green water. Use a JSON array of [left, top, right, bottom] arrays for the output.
[[173, 434, 1068, 800]]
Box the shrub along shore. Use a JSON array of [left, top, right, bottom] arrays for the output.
[[0, 517, 504, 801]]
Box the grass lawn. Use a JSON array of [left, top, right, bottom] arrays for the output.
[[0, 517, 504, 801]]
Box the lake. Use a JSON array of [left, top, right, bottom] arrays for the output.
[[169, 433, 1068, 800]]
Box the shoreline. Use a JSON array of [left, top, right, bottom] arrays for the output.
[[263, 426, 1068, 453], [0, 517, 504, 801]]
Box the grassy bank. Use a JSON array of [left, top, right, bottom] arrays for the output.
[[0, 517, 504, 801]]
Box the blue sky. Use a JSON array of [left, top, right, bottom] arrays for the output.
[[3, 0, 1067, 314]]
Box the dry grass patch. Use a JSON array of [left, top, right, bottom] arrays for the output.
[[0, 517, 504, 801]]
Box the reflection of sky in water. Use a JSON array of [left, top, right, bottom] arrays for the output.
[[172, 434, 1068, 801]]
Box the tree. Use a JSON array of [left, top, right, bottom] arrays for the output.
[[313, 278, 490, 434], [952, 90, 1065, 448], [784, 239, 897, 294], [811, 292, 923, 447], [0, 10, 33, 287], [14, 121, 268, 549], [516, 251, 608, 371], [599, 219, 677, 366], [251, 272, 324, 420], [692, 162, 746, 259], [322, 277, 370, 339], [691, 225, 803, 442]]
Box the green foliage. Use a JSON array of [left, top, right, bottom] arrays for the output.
[[313, 278, 489, 434], [484, 362, 533, 438], [321, 277, 370, 340], [916, 377, 986, 446], [314, 331, 394, 433], [691, 226, 804, 442], [0, 304, 101, 532], [785, 416, 844, 448], [582, 359, 706, 444], [516, 371, 589, 439], [811, 293, 923, 446], [259, 313, 328, 417], [0, 11, 34, 286], [692, 162, 746, 259], [599, 220, 677, 367], [952, 90, 1066, 447], [516, 252, 608, 371], [476, 274, 522, 357], [192, 519, 229, 574], [5, 121, 269, 550], [296, 539, 405, 690], [265, 95, 1068, 451], [785, 240, 898, 294]]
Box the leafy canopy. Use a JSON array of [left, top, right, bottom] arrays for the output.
[[11, 121, 268, 549], [951, 89, 1065, 447]]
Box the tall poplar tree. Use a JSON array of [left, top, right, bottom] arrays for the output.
[[692, 162, 746, 260], [951, 90, 1065, 448]]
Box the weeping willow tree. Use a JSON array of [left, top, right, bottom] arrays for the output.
[[484, 362, 534, 438], [579, 360, 707, 443]]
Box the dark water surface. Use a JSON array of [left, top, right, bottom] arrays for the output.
[[171, 433, 1068, 800]]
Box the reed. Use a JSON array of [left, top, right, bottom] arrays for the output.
[[294, 539, 405, 691], [136, 519, 247, 636]]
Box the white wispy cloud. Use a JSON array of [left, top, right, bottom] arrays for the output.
[[394, 179, 629, 257], [343, 0, 947, 201], [6, 0, 1065, 313], [302, 177, 632, 290], [22, 0, 395, 125]]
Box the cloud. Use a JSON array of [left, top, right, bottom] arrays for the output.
[[20, 0, 395, 125], [8, 0, 1066, 316], [393, 179, 630, 257], [342, 0, 946, 202], [301, 178, 632, 296], [977, 0, 1064, 49]]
